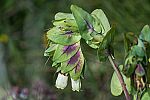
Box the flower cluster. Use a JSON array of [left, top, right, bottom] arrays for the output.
[[44, 5, 113, 91], [44, 11, 84, 91]]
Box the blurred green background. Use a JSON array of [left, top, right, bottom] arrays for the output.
[[0, 0, 150, 99]]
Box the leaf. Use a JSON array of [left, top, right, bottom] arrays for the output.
[[69, 50, 84, 80], [141, 89, 150, 100], [91, 13, 102, 33], [137, 39, 145, 48], [111, 65, 131, 96], [71, 5, 94, 40], [91, 9, 110, 35], [111, 71, 123, 96], [131, 45, 145, 57], [53, 43, 80, 63], [47, 27, 81, 45], [98, 27, 115, 62], [139, 25, 150, 43]]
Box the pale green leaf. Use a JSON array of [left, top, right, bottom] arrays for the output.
[[55, 12, 74, 20], [111, 71, 123, 96], [53, 19, 78, 30]]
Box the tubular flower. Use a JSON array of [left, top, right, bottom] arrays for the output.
[[55, 73, 68, 89], [71, 78, 81, 92]]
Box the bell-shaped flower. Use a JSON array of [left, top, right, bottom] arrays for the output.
[[55, 73, 68, 89], [71, 78, 81, 92]]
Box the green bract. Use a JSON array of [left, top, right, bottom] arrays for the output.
[[52, 42, 80, 63], [44, 42, 58, 57], [47, 27, 81, 45], [71, 5, 94, 41]]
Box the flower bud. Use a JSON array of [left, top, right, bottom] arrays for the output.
[[55, 73, 68, 89], [71, 78, 81, 92], [135, 64, 145, 76]]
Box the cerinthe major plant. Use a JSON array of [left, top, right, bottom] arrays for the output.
[[44, 5, 150, 100]]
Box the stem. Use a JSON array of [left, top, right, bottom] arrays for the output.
[[108, 55, 131, 100]]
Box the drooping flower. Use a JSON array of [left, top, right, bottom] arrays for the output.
[[71, 78, 81, 92], [55, 73, 68, 89], [54, 48, 84, 91]]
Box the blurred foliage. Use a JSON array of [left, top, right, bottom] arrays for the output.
[[0, 0, 150, 100]]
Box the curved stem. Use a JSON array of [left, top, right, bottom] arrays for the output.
[[108, 55, 131, 100]]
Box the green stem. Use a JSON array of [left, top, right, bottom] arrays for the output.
[[108, 55, 131, 100]]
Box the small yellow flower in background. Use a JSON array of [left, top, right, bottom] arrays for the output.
[[0, 34, 9, 43], [149, 58, 150, 63]]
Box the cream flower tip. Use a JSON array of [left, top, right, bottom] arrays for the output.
[[71, 78, 81, 92], [55, 73, 68, 89]]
